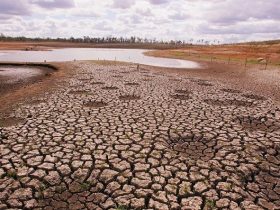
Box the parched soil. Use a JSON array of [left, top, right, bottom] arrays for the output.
[[0, 61, 280, 210], [170, 94, 191, 100], [221, 88, 242, 94], [167, 133, 216, 161], [102, 86, 119, 90], [235, 115, 280, 132], [91, 81, 105, 85], [242, 93, 266, 101], [204, 99, 254, 107], [124, 82, 140, 86], [68, 90, 91, 95], [83, 101, 108, 108], [119, 94, 141, 101], [0, 117, 25, 127], [175, 89, 191, 94]]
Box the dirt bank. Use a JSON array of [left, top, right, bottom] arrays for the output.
[[0, 62, 73, 117], [0, 63, 57, 95]]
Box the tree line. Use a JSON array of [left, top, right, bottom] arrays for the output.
[[0, 33, 219, 46]]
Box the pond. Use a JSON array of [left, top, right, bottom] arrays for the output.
[[0, 48, 200, 69]]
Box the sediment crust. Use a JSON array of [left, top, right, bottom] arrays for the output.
[[0, 61, 279, 209]]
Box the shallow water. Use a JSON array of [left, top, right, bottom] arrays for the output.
[[0, 48, 200, 69]]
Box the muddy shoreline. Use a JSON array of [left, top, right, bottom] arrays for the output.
[[0, 62, 70, 118], [0, 63, 57, 95]]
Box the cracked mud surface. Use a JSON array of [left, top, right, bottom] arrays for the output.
[[0, 62, 280, 210]]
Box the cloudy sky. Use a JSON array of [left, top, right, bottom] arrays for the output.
[[0, 0, 279, 43]]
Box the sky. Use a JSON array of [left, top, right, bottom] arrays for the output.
[[0, 0, 280, 43]]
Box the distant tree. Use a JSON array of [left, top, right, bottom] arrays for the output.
[[0, 34, 209, 47]]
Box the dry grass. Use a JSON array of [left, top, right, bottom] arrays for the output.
[[146, 43, 280, 67]]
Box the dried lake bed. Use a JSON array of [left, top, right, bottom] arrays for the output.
[[0, 61, 279, 209]]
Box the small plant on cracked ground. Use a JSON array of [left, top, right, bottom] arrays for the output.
[[6, 169, 18, 180], [205, 199, 216, 209], [115, 205, 128, 210]]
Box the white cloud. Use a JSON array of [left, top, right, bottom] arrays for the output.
[[0, 0, 279, 43], [148, 0, 169, 5], [112, 0, 136, 9], [31, 0, 75, 9], [0, 0, 30, 16]]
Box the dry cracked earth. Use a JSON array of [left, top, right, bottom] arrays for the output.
[[0, 62, 280, 210]]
